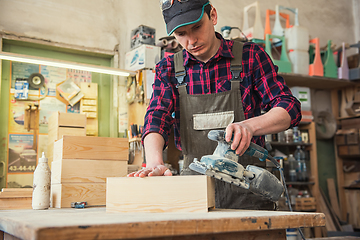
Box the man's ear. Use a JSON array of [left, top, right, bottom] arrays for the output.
[[210, 6, 218, 25]]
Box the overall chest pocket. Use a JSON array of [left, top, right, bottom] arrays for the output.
[[193, 111, 234, 130]]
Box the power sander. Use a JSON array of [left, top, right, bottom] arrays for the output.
[[189, 130, 284, 202]]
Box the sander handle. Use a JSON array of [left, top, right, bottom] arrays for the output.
[[245, 142, 281, 169]]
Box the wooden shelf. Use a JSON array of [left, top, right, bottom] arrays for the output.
[[269, 141, 312, 147], [279, 73, 357, 89]]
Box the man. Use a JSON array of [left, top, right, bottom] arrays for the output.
[[128, 0, 301, 210]]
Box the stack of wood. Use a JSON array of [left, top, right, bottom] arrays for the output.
[[0, 188, 32, 210], [48, 112, 87, 166], [51, 135, 128, 208]]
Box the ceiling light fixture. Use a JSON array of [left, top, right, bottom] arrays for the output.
[[0, 51, 136, 77]]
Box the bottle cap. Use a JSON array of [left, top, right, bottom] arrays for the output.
[[39, 152, 48, 163]]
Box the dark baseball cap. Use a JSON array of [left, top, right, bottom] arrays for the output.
[[162, 0, 210, 36]]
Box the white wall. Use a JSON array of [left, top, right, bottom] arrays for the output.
[[0, 0, 357, 68]]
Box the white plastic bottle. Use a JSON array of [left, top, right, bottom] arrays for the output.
[[32, 152, 51, 210]]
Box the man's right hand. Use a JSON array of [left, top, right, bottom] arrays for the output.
[[127, 165, 172, 177]]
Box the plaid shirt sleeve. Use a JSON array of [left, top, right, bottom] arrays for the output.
[[141, 56, 176, 148], [245, 42, 301, 127]]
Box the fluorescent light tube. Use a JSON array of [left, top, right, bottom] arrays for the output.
[[0, 51, 136, 77]]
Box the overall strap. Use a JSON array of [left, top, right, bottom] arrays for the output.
[[174, 50, 187, 87], [230, 41, 244, 82]]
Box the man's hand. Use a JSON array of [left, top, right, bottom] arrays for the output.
[[225, 122, 253, 156], [127, 165, 172, 177], [225, 107, 292, 156]]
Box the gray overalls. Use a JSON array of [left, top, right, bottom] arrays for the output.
[[174, 41, 274, 210]]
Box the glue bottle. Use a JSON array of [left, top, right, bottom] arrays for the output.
[[32, 152, 51, 210]]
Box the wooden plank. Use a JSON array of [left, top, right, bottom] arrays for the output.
[[53, 136, 128, 161], [51, 183, 106, 208], [0, 208, 325, 240], [1, 188, 32, 192], [0, 191, 32, 198], [0, 188, 32, 199], [106, 176, 215, 213], [51, 159, 127, 184], [146, 229, 287, 240], [80, 82, 98, 99], [318, 189, 337, 232], [0, 197, 32, 210], [345, 189, 360, 229], [327, 178, 342, 219], [281, 73, 356, 89], [310, 237, 360, 240], [4, 233, 21, 240]]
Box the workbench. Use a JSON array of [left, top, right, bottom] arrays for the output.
[[0, 208, 325, 240]]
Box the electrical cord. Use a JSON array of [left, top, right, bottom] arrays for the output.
[[279, 167, 306, 240]]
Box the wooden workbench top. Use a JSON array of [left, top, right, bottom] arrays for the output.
[[0, 207, 325, 240]]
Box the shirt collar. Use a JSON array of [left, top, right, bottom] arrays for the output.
[[183, 32, 234, 66]]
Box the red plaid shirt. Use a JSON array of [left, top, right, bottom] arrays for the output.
[[143, 33, 301, 150]]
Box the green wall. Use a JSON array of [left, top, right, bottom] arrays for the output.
[[317, 139, 338, 201], [0, 39, 114, 189]]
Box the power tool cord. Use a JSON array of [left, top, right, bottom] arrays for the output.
[[279, 166, 306, 240]]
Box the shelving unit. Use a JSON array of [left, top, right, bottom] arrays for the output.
[[280, 72, 360, 224], [269, 121, 320, 212]]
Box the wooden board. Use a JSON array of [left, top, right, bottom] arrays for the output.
[[0, 188, 32, 210], [327, 178, 341, 219], [345, 189, 360, 228], [106, 176, 215, 213], [0, 197, 32, 210], [48, 111, 87, 129], [51, 159, 127, 184], [0, 208, 325, 240], [0, 188, 32, 198], [53, 135, 128, 162], [51, 183, 106, 208]]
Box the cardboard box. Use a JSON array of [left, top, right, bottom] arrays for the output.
[[130, 25, 156, 50], [125, 44, 161, 71], [106, 176, 215, 213]]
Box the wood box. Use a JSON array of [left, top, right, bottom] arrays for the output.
[[335, 129, 359, 145], [47, 112, 87, 165], [51, 183, 105, 208], [106, 176, 215, 213], [53, 136, 128, 162], [48, 111, 87, 130], [0, 188, 32, 210], [51, 159, 127, 184], [295, 197, 316, 211], [338, 144, 360, 157]]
